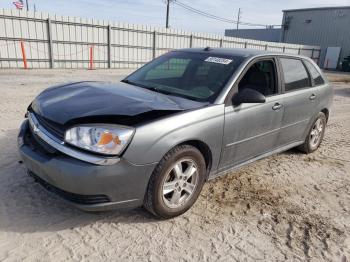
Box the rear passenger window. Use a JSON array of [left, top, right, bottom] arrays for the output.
[[304, 60, 325, 86], [280, 58, 311, 91]]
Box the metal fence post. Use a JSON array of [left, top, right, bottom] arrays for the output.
[[47, 18, 54, 68], [298, 48, 301, 55], [316, 49, 320, 64], [265, 44, 268, 50], [244, 42, 247, 49], [282, 46, 285, 53], [311, 48, 314, 59], [189, 34, 193, 48], [152, 31, 156, 59], [107, 25, 111, 68], [220, 39, 223, 48]]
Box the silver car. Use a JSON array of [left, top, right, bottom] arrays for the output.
[[18, 48, 333, 218]]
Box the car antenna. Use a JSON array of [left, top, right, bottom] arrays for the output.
[[203, 46, 212, 51]]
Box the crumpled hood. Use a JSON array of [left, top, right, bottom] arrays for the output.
[[31, 81, 206, 125]]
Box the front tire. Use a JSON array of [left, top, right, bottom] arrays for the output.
[[144, 145, 206, 219], [298, 112, 327, 153]]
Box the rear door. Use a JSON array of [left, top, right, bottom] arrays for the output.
[[276, 57, 320, 146]]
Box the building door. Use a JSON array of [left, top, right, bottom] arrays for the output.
[[323, 47, 341, 69]]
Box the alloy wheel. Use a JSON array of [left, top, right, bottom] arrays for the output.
[[162, 158, 199, 208], [309, 118, 324, 148]]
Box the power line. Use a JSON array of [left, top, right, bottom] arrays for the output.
[[172, 0, 281, 28], [174, 1, 236, 24]]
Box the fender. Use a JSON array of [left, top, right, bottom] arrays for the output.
[[123, 104, 225, 172]]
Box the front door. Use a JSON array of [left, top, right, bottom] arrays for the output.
[[219, 58, 284, 172]]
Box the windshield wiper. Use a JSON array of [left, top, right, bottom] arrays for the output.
[[122, 79, 164, 94], [121, 79, 144, 87], [122, 79, 201, 101]]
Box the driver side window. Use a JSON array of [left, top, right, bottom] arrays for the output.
[[238, 60, 278, 96]]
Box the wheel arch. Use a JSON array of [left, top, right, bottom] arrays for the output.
[[177, 140, 213, 180], [321, 108, 329, 122]]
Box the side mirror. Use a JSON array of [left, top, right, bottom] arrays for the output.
[[232, 88, 266, 105]]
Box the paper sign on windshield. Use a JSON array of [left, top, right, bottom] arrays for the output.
[[205, 57, 233, 65]]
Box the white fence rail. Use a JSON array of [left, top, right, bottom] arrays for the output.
[[0, 8, 321, 69]]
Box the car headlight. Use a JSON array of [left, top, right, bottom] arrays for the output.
[[64, 125, 135, 155]]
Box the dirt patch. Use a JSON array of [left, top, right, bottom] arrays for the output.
[[200, 162, 347, 261], [325, 71, 350, 83]]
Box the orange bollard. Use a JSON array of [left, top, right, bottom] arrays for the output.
[[20, 41, 28, 69], [89, 45, 94, 70]]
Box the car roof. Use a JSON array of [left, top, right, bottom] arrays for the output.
[[176, 47, 307, 59]]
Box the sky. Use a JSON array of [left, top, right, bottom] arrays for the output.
[[0, 0, 349, 34]]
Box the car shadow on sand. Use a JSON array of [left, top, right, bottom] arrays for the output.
[[0, 130, 160, 234]]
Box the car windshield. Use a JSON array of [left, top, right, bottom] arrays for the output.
[[123, 51, 244, 102]]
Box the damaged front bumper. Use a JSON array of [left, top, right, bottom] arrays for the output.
[[17, 120, 157, 211]]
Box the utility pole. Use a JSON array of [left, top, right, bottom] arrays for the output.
[[236, 8, 241, 30], [166, 0, 170, 28]]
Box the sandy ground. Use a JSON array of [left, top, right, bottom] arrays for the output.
[[0, 69, 349, 262]]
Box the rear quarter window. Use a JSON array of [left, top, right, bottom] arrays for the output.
[[280, 58, 311, 92], [304, 60, 325, 86]]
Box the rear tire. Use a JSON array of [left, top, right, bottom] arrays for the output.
[[298, 112, 327, 154], [144, 145, 206, 219]]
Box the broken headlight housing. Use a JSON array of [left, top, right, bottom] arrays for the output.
[[64, 125, 135, 156]]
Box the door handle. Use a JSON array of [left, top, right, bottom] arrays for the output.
[[272, 103, 283, 110], [309, 94, 317, 100]]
